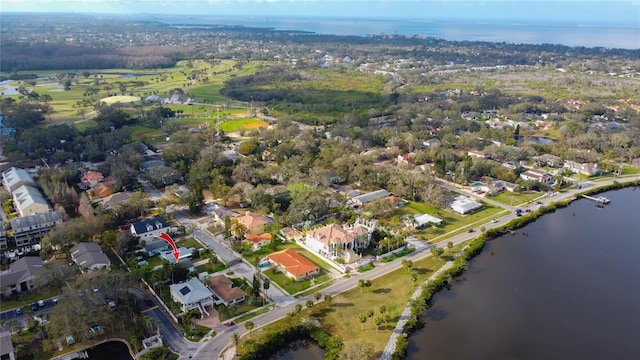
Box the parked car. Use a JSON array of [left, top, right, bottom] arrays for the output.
[[38, 300, 46, 307], [467, 229, 475, 233], [15, 307, 23, 316], [30, 302, 39, 311], [52, 298, 59, 305]]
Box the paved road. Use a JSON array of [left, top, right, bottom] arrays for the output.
[[170, 208, 294, 305], [182, 174, 640, 360]]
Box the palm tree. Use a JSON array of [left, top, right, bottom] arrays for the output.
[[324, 293, 332, 304], [358, 313, 367, 330], [244, 321, 254, 338], [232, 332, 240, 348]]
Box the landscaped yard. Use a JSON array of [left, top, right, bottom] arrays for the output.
[[244, 252, 450, 357], [394, 200, 504, 240], [263, 268, 331, 295]]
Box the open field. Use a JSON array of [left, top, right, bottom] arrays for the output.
[[394, 200, 503, 240], [488, 191, 542, 206], [219, 118, 268, 132], [244, 251, 450, 356]]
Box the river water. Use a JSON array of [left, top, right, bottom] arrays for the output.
[[407, 187, 640, 359]]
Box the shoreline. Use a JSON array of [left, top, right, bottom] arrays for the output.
[[390, 177, 640, 359]]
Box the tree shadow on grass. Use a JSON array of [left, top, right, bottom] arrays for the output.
[[373, 288, 391, 294], [332, 302, 354, 308], [414, 267, 431, 275]]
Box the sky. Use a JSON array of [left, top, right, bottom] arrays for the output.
[[0, 0, 639, 24]]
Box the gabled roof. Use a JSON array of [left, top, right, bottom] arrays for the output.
[[208, 274, 246, 304], [82, 171, 104, 181], [0, 256, 44, 286], [236, 213, 269, 230], [89, 183, 114, 199], [267, 248, 318, 277], [2, 167, 35, 192], [245, 233, 272, 244], [10, 210, 63, 232], [70, 242, 110, 270], [13, 185, 51, 214], [131, 216, 170, 235], [169, 278, 212, 305], [101, 192, 134, 210], [351, 189, 391, 205]]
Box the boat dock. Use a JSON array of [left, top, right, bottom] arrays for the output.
[[582, 195, 610, 204]]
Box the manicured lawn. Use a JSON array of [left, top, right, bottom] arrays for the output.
[[488, 191, 542, 206], [263, 268, 331, 295], [394, 200, 503, 241], [356, 262, 375, 273], [246, 253, 449, 357], [219, 118, 268, 132], [178, 237, 204, 250], [379, 247, 415, 263]]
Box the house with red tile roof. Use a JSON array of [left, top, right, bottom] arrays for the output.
[[266, 248, 319, 281], [80, 171, 104, 189], [244, 233, 272, 251]]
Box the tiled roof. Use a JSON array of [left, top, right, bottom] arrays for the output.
[[245, 233, 272, 244], [267, 248, 318, 277]]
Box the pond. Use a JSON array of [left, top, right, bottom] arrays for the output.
[[271, 340, 324, 360], [86, 340, 134, 360], [515, 135, 555, 146]]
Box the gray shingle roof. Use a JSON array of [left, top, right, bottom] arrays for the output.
[[0, 256, 44, 287]]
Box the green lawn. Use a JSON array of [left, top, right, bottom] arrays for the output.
[[394, 200, 504, 241], [488, 191, 542, 206], [245, 252, 450, 357], [0, 287, 61, 312], [263, 268, 331, 295], [356, 262, 375, 273], [219, 118, 268, 132], [178, 237, 204, 250]]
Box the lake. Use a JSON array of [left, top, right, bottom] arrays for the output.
[[407, 187, 640, 359]]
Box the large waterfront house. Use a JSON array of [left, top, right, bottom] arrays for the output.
[[563, 161, 600, 176], [304, 222, 372, 261], [520, 169, 554, 184]]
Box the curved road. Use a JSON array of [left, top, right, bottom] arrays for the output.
[[179, 175, 640, 359]]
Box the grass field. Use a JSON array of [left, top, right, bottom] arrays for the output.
[[219, 118, 268, 132], [394, 200, 503, 240], [488, 191, 542, 206], [244, 251, 451, 357]]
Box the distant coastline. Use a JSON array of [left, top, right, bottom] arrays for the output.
[[153, 15, 640, 49]]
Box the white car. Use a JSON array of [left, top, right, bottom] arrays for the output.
[[37, 299, 46, 307], [491, 219, 498, 223]]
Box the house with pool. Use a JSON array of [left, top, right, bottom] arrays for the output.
[[265, 248, 319, 281]]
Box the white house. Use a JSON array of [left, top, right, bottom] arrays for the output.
[[563, 161, 600, 176], [131, 216, 170, 240], [169, 278, 214, 315], [305, 222, 372, 260], [2, 167, 35, 193], [407, 213, 443, 229], [450, 196, 484, 215], [12, 185, 51, 216], [350, 189, 391, 207], [520, 169, 554, 184]]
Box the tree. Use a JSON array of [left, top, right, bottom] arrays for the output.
[[244, 321, 254, 338], [379, 305, 386, 316], [374, 317, 383, 333], [306, 300, 314, 309], [232, 332, 240, 348], [430, 246, 444, 257], [401, 259, 413, 273], [324, 293, 332, 304], [410, 271, 418, 287], [447, 241, 454, 249], [314, 292, 322, 302], [341, 340, 375, 360], [358, 313, 367, 330]]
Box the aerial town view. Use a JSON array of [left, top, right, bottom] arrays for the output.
[[0, 1, 639, 359]]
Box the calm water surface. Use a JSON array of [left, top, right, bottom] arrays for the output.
[[271, 340, 324, 360], [407, 187, 640, 359]]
